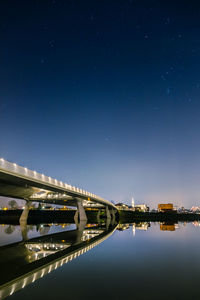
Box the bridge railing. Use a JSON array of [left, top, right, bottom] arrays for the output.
[[0, 158, 115, 208]]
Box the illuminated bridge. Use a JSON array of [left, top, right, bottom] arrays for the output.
[[0, 158, 117, 223], [0, 225, 117, 299]]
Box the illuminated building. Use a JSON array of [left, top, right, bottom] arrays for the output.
[[158, 203, 174, 212], [134, 204, 149, 212], [132, 197, 135, 208], [115, 203, 129, 210]]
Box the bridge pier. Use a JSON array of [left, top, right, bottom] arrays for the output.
[[74, 200, 87, 225], [111, 209, 116, 220], [106, 206, 111, 220], [106, 215, 111, 230], [74, 219, 87, 244], [19, 201, 31, 241], [110, 209, 116, 225], [97, 210, 101, 224]]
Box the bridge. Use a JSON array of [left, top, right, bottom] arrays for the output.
[[0, 158, 117, 225], [0, 224, 117, 299]]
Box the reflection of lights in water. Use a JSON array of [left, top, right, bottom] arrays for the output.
[[48, 265, 52, 273], [32, 274, 36, 283], [22, 279, 27, 288], [135, 222, 149, 231], [10, 285, 15, 295], [132, 224, 135, 236], [193, 221, 200, 227], [0, 227, 116, 300]]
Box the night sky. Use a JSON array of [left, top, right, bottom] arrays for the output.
[[1, 0, 200, 208]]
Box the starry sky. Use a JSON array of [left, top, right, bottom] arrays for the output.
[[1, 0, 200, 208]]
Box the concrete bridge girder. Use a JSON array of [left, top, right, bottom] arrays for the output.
[[0, 159, 118, 236], [0, 159, 117, 210]]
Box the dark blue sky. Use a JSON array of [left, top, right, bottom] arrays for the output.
[[1, 0, 200, 207]]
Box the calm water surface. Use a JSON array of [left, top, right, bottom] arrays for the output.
[[0, 221, 200, 300]]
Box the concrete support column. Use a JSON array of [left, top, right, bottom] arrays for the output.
[[97, 210, 101, 224], [110, 209, 116, 226], [74, 200, 87, 243], [106, 206, 111, 219], [74, 200, 88, 225], [19, 201, 31, 224], [110, 209, 115, 219], [19, 201, 31, 241], [106, 215, 111, 230], [77, 200, 87, 221], [74, 219, 87, 244]]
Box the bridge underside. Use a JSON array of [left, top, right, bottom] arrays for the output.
[[0, 167, 118, 226], [0, 172, 102, 207]]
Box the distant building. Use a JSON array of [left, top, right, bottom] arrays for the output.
[[191, 206, 200, 213], [177, 206, 186, 213], [158, 203, 174, 212], [115, 203, 129, 210], [135, 204, 149, 212]]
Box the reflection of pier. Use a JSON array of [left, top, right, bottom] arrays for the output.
[[0, 224, 117, 299]]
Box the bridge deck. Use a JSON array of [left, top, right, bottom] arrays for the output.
[[0, 159, 116, 209]]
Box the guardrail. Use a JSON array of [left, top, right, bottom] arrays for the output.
[[0, 158, 115, 208]]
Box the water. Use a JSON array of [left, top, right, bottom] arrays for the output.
[[0, 221, 200, 300]]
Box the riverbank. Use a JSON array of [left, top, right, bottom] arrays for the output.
[[119, 210, 200, 223], [1, 209, 200, 225]]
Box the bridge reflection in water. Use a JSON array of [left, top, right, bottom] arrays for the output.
[[0, 219, 185, 299], [0, 223, 117, 300]]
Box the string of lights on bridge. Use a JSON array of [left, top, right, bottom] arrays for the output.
[[0, 158, 103, 201]]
